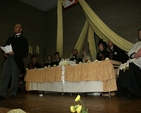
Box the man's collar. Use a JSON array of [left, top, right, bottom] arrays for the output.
[[15, 33, 22, 37], [15, 33, 21, 35]]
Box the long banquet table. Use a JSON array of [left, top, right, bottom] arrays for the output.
[[25, 60, 121, 93]]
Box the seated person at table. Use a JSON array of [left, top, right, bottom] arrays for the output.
[[70, 49, 82, 64], [107, 40, 128, 63], [117, 28, 141, 99], [82, 46, 91, 63], [97, 40, 109, 61], [27, 54, 42, 69], [44, 55, 54, 67], [53, 52, 61, 66]]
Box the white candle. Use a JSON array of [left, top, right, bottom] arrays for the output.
[[38, 46, 40, 54], [31, 46, 33, 54], [29, 45, 31, 54]]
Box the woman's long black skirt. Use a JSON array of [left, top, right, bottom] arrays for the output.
[[116, 63, 141, 99]]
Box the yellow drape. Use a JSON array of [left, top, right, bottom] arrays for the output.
[[57, 0, 65, 57], [78, 0, 133, 52], [57, 0, 134, 60], [74, 20, 89, 56], [87, 25, 97, 61]]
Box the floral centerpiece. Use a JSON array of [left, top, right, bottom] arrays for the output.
[[70, 95, 88, 113]]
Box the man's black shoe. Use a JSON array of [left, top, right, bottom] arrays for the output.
[[0, 96, 5, 101], [11, 95, 16, 99]]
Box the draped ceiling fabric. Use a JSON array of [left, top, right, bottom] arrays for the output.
[[74, 21, 89, 55], [78, 0, 133, 51], [57, 0, 134, 60], [74, 20, 97, 61], [57, 0, 66, 57], [87, 25, 97, 61]]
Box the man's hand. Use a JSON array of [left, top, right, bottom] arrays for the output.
[[4, 53, 8, 57], [134, 53, 139, 58], [8, 52, 14, 56]]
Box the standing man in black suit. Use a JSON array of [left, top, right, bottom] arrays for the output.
[[0, 24, 28, 101], [107, 40, 129, 63]]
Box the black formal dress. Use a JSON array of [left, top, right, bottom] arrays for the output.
[[117, 63, 141, 99], [116, 41, 141, 99]]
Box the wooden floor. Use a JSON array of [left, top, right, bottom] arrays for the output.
[[0, 91, 141, 113]]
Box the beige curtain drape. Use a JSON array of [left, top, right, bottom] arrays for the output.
[[78, 0, 133, 52], [57, 0, 134, 60], [74, 20, 89, 56], [57, 0, 65, 57], [87, 25, 97, 61]]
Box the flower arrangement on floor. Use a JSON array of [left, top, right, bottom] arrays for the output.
[[70, 95, 88, 113]]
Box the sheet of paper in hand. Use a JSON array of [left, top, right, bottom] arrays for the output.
[[0, 44, 13, 53]]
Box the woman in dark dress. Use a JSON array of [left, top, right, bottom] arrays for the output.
[[117, 28, 141, 99], [97, 40, 109, 61]]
